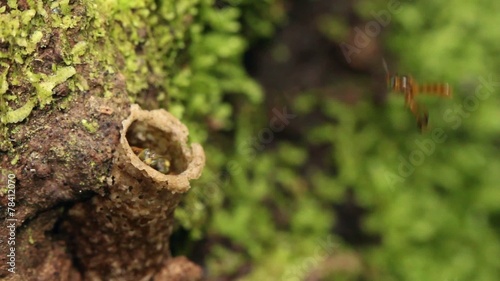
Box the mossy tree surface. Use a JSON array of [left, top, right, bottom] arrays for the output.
[[0, 0, 212, 280]]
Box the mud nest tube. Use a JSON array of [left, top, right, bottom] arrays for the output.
[[120, 104, 205, 192], [63, 104, 205, 281]]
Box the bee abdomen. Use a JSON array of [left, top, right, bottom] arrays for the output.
[[418, 83, 452, 97]]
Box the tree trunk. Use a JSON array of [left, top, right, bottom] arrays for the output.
[[0, 0, 204, 280]]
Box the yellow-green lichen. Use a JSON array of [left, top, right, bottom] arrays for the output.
[[10, 154, 19, 165], [71, 41, 88, 64], [27, 228, 35, 244], [81, 119, 99, 134], [26, 30, 44, 53], [29, 66, 76, 107], [22, 9, 37, 24], [2, 98, 36, 124], [0, 62, 9, 90], [75, 74, 89, 91], [0, 0, 201, 146], [7, 0, 18, 9], [0, 62, 9, 123], [99, 175, 106, 183], [35, 0, 48, 18]]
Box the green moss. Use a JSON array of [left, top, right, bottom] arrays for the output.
[[0, 62, 10, 123], [70, 41, 87, 64], [35, 66, 76, 107], [1, 0, 187, 126], [2, 98, 35, 124], [0, 0, 189, 153], [27, 228, 35, 244], [174, 1, 500, 280], [81, 119, 99, 134], [10, 154, 19, 165]]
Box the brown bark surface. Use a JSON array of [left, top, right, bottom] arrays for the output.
[[0, 0, 205, 280]]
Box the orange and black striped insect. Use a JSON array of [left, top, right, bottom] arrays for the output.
[[383, 59, 452, 131]]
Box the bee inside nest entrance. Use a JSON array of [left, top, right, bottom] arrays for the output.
[[125, 121, 188, 175]]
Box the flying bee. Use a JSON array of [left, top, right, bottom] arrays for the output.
[[382, 59, 452, 131], [131, 146, 171, 174]]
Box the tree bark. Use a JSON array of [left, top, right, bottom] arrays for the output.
[[0, 0, 204, 280]]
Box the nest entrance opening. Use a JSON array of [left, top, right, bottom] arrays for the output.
[[126, 121, 188, 175]]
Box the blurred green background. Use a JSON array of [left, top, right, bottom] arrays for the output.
[[164, 0, 500, 280]]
